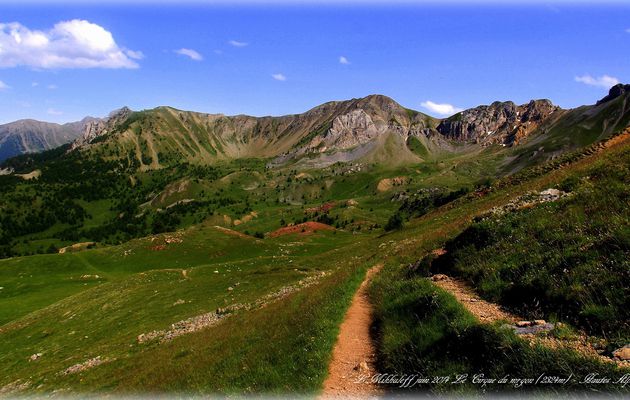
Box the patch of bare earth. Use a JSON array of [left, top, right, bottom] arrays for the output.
[[321, 264, 383, 398], [430, 269, 629, 368], [269, 222, 335, 238], [431, 273, 516, 324]]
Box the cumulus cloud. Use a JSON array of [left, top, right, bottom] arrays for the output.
[[0, 80, 9, 90], [339, 56, 350, 65], [420, 100, 463, 116], [47, 108, 63, 115], [0, 19, 141, 69], [175, 48, 203, 61], [575, 74, 619, 89], [272, 73, 286, 81], [228, 40, 248, 47]]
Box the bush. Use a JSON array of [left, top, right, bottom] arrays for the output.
[[384, 212, 404, 231]]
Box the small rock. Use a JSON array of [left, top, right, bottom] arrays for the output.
[[353, 361, 369, 372], [227, 287, 234, 291], [516, 321, 533, 327], [29, 353, 42, 361], [431, 274, 449, 282], [613, 345, 630, 361], [534, 319, 547, 325]]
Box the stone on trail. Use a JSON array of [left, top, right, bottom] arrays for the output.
[[431, 274, 449, 282], [613, 345, 630, 361]]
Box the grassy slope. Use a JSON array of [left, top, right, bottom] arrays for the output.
[[0, 218, 375, 394], [432, 140, 630, 342], [367, 132, 630, 393]]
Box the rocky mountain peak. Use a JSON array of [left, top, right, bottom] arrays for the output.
[[596, 83, 630, 106]]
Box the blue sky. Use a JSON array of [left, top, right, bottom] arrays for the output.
[[0, 1, 628, 124]]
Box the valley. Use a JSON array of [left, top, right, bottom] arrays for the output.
[[0, 85, 629, 396]]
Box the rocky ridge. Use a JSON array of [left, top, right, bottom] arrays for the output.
[[69, 107, 132, 150], [437, 99, 560, 146]]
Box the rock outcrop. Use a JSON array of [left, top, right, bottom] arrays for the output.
[[303, 109, 381, 153], [437, 99, 559, 146], [70, 107, 132, 150]]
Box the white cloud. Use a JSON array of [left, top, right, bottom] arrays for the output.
[[272, 73, 286, 81], [125, 50, 144, 60], [420, 100, 463, 116], [228, 40, 248, 47], [626, 28, 630, 34], [31, 81, 38, 87], [174, 48, 203, 61], [575, 74, 619, 89], [0, 19, 140, 69], [0, 80, 9, 90], [47, 108, 63, 115], [47, 84, 57, 90], [339, 56, 350, 65]]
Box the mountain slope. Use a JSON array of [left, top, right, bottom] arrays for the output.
[[67, 95, 439, 170], [61, 86, 630, 174], [0, 118, 94, 162]]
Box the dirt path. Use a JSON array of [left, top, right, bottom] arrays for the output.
[[431, 274, 517, 324], [431, 273, 629, 368], [321, 264, 383, 398]]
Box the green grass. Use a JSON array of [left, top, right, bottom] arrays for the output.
[[0, 227, 374, 395], [0, 214, 377, 395], [369, 267, 628, 394], [431, 144, 630, 343], [1, 101, 629, 395], [406, 135, 429, 158]]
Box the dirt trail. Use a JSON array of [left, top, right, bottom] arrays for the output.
[[432, 273, 629, 368], [321, 264, 383, 398], [432, 275, 517, 324]]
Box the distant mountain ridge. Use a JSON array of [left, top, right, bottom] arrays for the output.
[[63, 84, 629, 172], [0, 117, 96, 162], [3, 84, 629, 170]]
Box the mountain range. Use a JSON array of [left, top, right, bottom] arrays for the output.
[[1, 83, 629, 397], [3, 84, 629, 170]]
